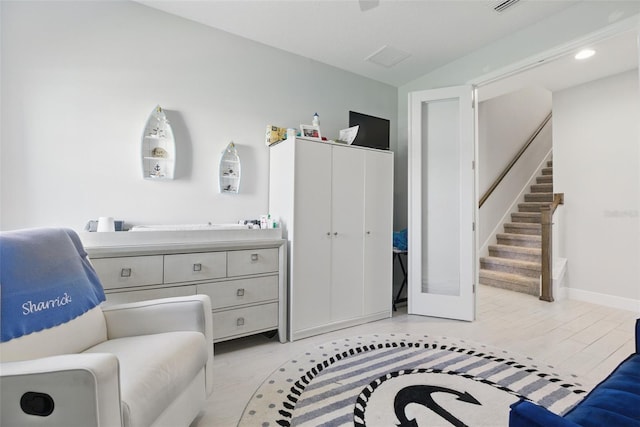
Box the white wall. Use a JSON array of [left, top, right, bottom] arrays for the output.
[[478, 87, 552, 252], [0, 1, 397, 232], [553, 70, 640, 306], [478, 87, 552, 194]]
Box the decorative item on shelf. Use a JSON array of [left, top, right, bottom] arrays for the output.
[[141, 105, 176, 180], [300, 124, 321, 139], [219, 141, 241, 194], [265, 125, 288, 146]]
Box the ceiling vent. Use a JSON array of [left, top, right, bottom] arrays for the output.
[[493, 0, 521, 13], [365, 45, 411, 68]]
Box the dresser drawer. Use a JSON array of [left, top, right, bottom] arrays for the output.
[[227, 248, 278, 277], [91, 256, 164, 290], [104, 285, 196, 306], [164, 252, 227, 283], [212, 303, 278, 341], [198, 276, 278, 310]]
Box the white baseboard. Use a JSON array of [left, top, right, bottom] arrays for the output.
[[561, 287, 640, 312], [552, 257, 568, 301]]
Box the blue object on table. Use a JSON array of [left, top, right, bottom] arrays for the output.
[[393, 228, 407, 251]]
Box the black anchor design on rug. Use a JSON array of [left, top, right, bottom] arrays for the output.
[[394, 385, 482, 427]]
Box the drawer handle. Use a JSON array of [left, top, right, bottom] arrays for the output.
[[250, 254, 259, 262], [120, 268, 132, 278], [193, 263, 202, 272], [236, 317, 245, 327], [236, 288, 245, 297]]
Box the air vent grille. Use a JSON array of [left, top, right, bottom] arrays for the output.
[[493, 0, 521, 13]]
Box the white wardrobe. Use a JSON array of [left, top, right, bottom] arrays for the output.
[[269, 137, 393, 341]]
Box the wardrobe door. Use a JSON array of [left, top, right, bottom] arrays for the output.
[[363, 149, 393, 315], [330, 145, 365, 322], [292, 140, 332, 332]]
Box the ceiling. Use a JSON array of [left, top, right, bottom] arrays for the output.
[[137, 0, 585, 87], [137, 0, 638, 92]]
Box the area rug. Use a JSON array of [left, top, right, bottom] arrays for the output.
[[239, 333, 589, 427]]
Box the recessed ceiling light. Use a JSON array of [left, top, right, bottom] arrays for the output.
[[575, 49, 596, 60]]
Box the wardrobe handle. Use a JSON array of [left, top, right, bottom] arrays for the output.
[[251, 253, 259, 261], [333, 232, 338, 236], [193, 263, 202, 272], [236, 317, 245, 327], [120, 268, 132, 278], [236, 288, 245, 297]]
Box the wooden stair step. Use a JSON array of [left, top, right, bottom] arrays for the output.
[[488, 244, 541, 262], [547, 160, 553, 167], [518, 202, 552, 213], [541, 167, 553, 175], [496, 233, 541, 248], [479, 269, 539, 296], [480, 256, 541, 278], [511, 212, 542, 223], [530, 183, 553, 193], [536, 175, 552, 184], [525, 192, 554, 202], [504, 222, 541, 236]]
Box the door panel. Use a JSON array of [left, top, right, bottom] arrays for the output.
[[408, 85, 476, 321], [331, 145, 365, 321], [292, 140, 332, 331], [363, 149, 393, 314]]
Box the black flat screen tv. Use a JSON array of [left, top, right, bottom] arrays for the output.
[[349, 111, 390, 150]]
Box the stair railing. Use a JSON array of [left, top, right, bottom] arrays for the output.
[[540, 193, 564, 302], [479, 112, 552, 209]]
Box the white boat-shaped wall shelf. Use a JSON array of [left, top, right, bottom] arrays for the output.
[[219, 141, 241, 194], [141, 105, 176, 180]]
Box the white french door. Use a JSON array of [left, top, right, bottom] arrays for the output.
[[408, 85, 477, 321]]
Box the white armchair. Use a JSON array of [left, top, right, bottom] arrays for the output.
[[0, 228, 213, 427]]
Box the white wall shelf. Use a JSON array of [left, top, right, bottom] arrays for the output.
[[141, 105, 176, 180], [219, 141, 241, 193]]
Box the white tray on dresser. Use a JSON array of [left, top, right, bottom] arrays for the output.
[[81, 228, 287, 343]]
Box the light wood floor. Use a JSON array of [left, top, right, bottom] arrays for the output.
[[193, 285, 638, 426]]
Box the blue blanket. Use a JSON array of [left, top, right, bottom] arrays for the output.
[[1, 228, 105, 342]]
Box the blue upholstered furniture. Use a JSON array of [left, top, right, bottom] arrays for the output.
[[509, 319, 640, 427]]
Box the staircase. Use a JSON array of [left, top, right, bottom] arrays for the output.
[[479, 160, 553, 296]]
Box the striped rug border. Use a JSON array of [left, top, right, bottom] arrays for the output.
[[272, 340, 586, 427]]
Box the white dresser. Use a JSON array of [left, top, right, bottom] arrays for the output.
[[81, 229, 287, 343]]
